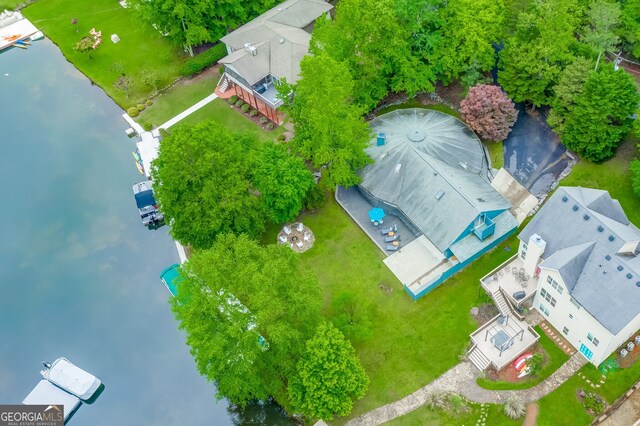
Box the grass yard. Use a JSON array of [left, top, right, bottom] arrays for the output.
[[264, 197, 521, 423], [169, 98, 284, 142], [487, 140, 504, 169], [136, 67, 221, 129], [23, 0, 186, 107], [0, 0, 27, 10], [561, 136, 640, 225], [476, 325, 570, 390], [376, 99, 462, 119], [386, 401, 521, 426]]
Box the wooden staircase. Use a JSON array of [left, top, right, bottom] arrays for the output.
[[468, 344, 491, 371]]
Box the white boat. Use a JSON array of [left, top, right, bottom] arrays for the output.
[[30, 30, 44, 41], [41, 357, 101, 401]]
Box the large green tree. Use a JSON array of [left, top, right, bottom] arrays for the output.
[[311, 0, 434, 110], [152, 122, 264, 249], [621, 0, 640, 58], [288, 321, 369, 420], [498, 0, 582, 106], [548, 57, 594, 135], [133, 0, 277, 56], [173, 234, 322, 405], [282, 54, 372, 188], [395, 0, 444, 68], [252, 143, 314, 224], [581, 0, 621, 70], [431, 0, 505, 86], [561, 64, 640, 161]]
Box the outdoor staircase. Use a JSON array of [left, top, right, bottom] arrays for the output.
[[492, 290, 512, 317], [468, 344, 491, 371], [219, 77, 229, 93]]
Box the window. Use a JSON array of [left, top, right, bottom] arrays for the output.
[[563, 326, 569, 335], [522, 244, 528, 251], [587, 333, 594, 342], [549, 279, 564, 295], [569, 314, 573, 319], [557, 284, 564, 294], [593, 338, 599, 347], [570, 297, 581, 309], [540, 288, 547, 298], [547, 276, 553, 284], [550, 297, 557, 307], [544, 291, 552, 303], [539, 303, 550, 316], [520, 251, 527, 260]]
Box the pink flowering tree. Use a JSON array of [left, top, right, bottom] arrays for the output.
[[460, 84, 518, 142], [74, 28, 102, 59]]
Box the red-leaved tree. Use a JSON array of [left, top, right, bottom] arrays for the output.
[[460, 84, 518, 142]]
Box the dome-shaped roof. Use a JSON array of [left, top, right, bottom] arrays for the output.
[[368, 108, 489, 175]]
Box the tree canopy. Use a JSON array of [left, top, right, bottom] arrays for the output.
[[431, 0, 505, 86], [460, 84, 518, 142], [152, 122, 263, 249], [133, 0, 278, 55], [282, 54, 372, 188], [548, 57, 593, 136], [621, 0, 640, 58], [288, 321, 369, 420], [560, 63, 640, 162], [311, 0, 434, 110], [581, 0, 621, 69], [173, 234, 322, 405], [252, 143, 314, 224], [498, 0, 582, 106]]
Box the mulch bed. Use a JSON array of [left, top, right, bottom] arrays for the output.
[[485, 344, 546, 384], [618, 344, 640, 368], [226, 100, 282, 133], [471, 303, 499, 327]]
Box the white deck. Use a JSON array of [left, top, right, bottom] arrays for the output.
[[0, 15, 39, 51], [471, 315, 540, 370], [481, 255, 539, 307], [23, 380, 80, 421], [136, 131, 160, 178], [383, 235, 457, 295]]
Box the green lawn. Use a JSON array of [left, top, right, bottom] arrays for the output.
[[376, 99, 462, 119], [23, 0, 186, 107], [560, 136, 640, 225], [167, 98, 285, 142], [136, 67, 221, 129], [264, 198, 521, 423], [386, 402, 521, 426], [487, 140, 504, 170], [476, 325, 570, 390], [0, 0, 27, 10]]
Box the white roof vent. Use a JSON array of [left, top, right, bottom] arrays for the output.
[[279, 38, 285, 44], [380, 152, 388, 160], [394, 163, 402, 173], [435, 191, 444, 200], [243, 43, 257, 56], [458, 161, 468, 170]]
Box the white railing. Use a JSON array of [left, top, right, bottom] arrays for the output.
[[480, 254, 518, 285]]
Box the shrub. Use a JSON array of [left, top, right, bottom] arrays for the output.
[[179, 43, 228, 76], [583, 392, 605, 415], [143, 122, 153, 131], [447, 394, 469, 414], [630, 159, 640, 198], [249, 109, 258, 117], [241, 104, 250, 113], [527, 353, 544, 377], [259, 117, 268, 125], [276, 134, 286, 142], [219, 65, 225, 74], [460, 84, 518, 142], [137, 103, 146, 112], [235, 100, 244, 108], [504, 397, 526, 419], [127, 106, 139, 117], [146, 100, 153, 106], [229, 95, 239, 104], [303, 182, 325, 210], [425, 391, 449, 410], [266, 123, 274, 130]]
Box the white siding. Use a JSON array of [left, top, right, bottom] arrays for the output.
[[534, 268, 613, 365], [604, 312, 640, 361]]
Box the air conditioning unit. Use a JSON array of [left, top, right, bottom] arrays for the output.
[[621, 348, 629, 358]]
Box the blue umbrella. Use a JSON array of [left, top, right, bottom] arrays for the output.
[[368, 207, 385, 222]]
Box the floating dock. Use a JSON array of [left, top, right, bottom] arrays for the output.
[[23, 380, 81, 422], [0, 10, 40, 52]]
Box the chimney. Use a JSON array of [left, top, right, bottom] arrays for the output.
[[523, 233, 546, 277]]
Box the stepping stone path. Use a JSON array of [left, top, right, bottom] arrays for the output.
[[540, 322, 576, 355]]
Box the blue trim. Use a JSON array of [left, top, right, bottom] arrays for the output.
[[405, 225, 517, 300]]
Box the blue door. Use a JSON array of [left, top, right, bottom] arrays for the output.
[[580, 343, 593, 360]]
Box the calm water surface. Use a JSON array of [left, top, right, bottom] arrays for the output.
[[0, 40, 290, 425]]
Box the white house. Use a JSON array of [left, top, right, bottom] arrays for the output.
[[518, 187, 640, 366]]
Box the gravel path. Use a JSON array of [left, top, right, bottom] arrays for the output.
[[346, 353, 587, 426]]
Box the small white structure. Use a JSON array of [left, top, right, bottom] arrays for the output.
[[41, 357, 101, 401], [110, 34, 120, 44], [23, 380, 80, 422]]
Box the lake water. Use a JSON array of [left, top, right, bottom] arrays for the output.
[[0, 40, 290, 425]]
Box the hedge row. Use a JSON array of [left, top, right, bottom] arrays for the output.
[[180, 43, 228, 76]]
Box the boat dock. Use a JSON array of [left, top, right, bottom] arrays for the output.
[[23, 380, 81, 422], [0, 10, 41, 52]]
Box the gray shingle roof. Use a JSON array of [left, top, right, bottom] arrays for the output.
[[520, 187, 640, 334], [219, 0, 332, 84], [359, 109, 513, 252]]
